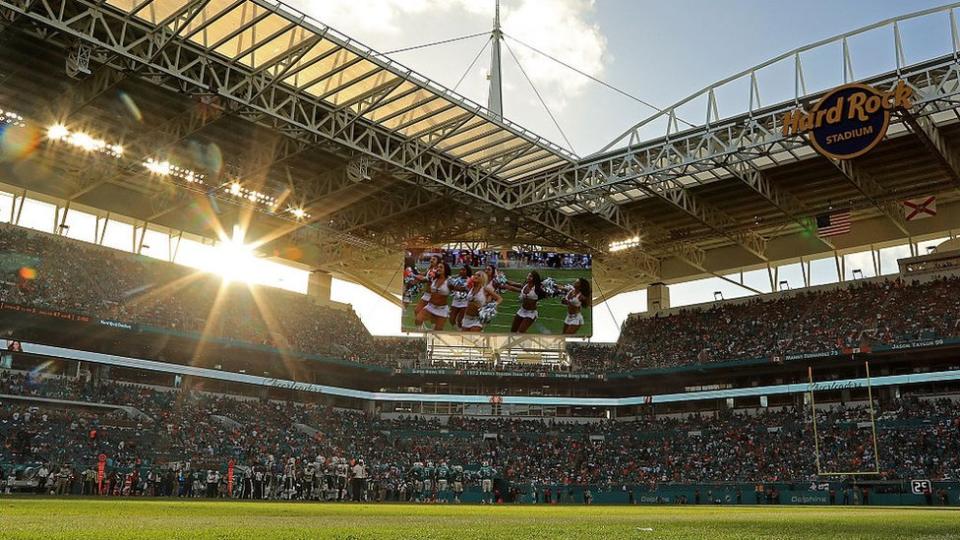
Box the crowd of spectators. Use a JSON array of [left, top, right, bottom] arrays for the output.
[[4, 223, 960, 377], [570, 277, 960, 373], [0, 224, 424, 368], [2, 371, 959, 501]]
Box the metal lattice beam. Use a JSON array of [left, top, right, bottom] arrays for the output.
[[900, 110, 960, 188], [0, 5, 513, 203], [0, 0, 598, 251], [725, 161, 836, 250], [68, 94, 229, 203], [829, 158, 910, 236]]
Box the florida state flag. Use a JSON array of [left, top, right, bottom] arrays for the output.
[[903, 196, 936, 221]]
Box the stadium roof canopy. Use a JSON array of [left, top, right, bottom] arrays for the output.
[[100, 0, 576, 183], [1, 1, 960, 302]]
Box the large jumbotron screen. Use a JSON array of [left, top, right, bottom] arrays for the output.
[[402, 247, 592, 336]]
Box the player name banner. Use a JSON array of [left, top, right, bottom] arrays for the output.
[[876, 337, 958, 352], [781, 350, 842, 362], [0, 301, 91, 323], [0, 302, 137, 331], [98, 319, 134, 330], [400, 367, 605, 380]]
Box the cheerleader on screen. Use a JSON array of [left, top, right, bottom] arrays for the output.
[[460, 272, 502, 332], [448, 265, 473, 330], [502, 270, 546, 333], [483, 265, 500, 291], [562, 277, 591, 335], [413, 255, 440, 316], [416, 262, 452, 331]]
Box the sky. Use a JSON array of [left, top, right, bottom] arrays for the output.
[[291, 0, 958, 340]]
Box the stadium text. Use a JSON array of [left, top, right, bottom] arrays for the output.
[[781, 80, 913, 160], [781, 81, 912, 137]]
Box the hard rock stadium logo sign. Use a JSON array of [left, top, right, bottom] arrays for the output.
[[781, 80, 913, 160]]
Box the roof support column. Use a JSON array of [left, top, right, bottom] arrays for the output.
[[307, 271, 333, 305], [646, 282, 670, 313]]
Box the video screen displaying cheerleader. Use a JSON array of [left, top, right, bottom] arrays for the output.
[[401, 247, 593, 336]]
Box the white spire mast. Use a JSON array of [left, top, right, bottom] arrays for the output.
[[487, 0, 504, 117]]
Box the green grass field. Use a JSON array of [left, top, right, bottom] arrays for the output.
[[0, 499, 958, 539], [402, 267, 593, 336]]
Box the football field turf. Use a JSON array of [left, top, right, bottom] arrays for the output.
[[1, 499, 958, 539]]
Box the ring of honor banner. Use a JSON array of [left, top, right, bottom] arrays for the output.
[[402, 247, 593, 336]]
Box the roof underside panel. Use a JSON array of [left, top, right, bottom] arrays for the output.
[[105, 0, 574, 183]]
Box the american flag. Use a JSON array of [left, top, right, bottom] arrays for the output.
[[816, 210, 851, 238]]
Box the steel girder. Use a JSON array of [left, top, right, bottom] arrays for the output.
[[55, 58, 126, 119], [142, 129, 306, 223], [81, 92, 229, 204], [724, 161, 836, 250], [0, 0, 592, 249], [330, 188, 436, 234], [507, 60, 960, 215], [829, 158, 910, 236], [12, 0, 960, 264], [640, 175, 768, 260], [900, 110, 960, 188], [57, 1, 211, 120], [292, 194, 483, 262]]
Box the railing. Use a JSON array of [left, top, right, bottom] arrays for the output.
[[599, 3, 960, 154]]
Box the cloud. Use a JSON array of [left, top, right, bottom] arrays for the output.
[[501, 0, 608, 111], [283, 0, 608, 116]]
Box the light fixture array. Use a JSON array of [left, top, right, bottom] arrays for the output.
[[36, 117, 310, 220], [0, 108, 26, 127], [143, 158, 206, 184], [227, 181, 277, 206], [609, 236, 641, 252], [47, 124, 123, 158]]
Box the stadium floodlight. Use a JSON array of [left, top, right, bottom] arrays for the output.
[[69, 132, 105, 152], [0, 108, 26, 128], [47, 124, 70, 140], [144, 158, 172, 176], [143, 158, 205, 184], [609, 236, 641, 252], [288, 206, 310, 220], [225, 181, 276, 207], [46, 125, 123, 158], [852, 269, 864, 279], [713, 291, 724, 301], [779, 280, 790, 291]]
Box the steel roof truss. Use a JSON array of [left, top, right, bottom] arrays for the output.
[[201, 3, 278, 56], [641, 175, 768, 260], [723, 161, 834, 248], [392, 101, 458, 134], [0, 0, 517, 210], [247, 34, 324, 102], [899, 110, 960, 188], [829, 158, 910, 236]]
